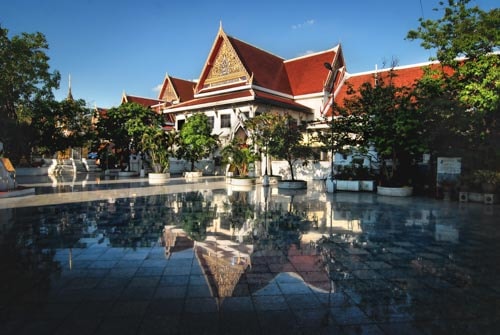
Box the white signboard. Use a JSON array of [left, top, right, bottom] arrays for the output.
[[437, 157, 461, 174]]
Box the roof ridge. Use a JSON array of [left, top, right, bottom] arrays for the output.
[[125, 94, 165, 101], [346, 59, 440, 77], [227, 34, 285, 61], [284, 45, 340, 63]]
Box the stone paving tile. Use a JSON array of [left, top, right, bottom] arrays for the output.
[[2, 176, 499, 334]]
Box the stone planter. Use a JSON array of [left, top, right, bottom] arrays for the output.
[[377, 186, 413, 197], [267, 175, 282, 185], [148, 172, 170, 184], [184, 171, 203, 178], [277, 180, 307, 190], [230, 177, 256, 187]]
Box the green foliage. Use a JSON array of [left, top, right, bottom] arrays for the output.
[[34, 98, 94, 156], [97, 102, 176, 173], [176, 113, 218, 171], [267, 114, 313, 180], [140, 127, 177, 173], [315, 102, 365, 177], [345, 70, 427, 186], [0, 25, 61, 163], [407, 0, 500, 169], [244, 113, 281, 175], [220, 138, 256, 176]]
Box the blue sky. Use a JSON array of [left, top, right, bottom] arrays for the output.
[[1, 0, 497, 108]]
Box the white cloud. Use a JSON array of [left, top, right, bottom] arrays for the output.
[[292, 19, 315, 30], [301, 50, 316, 56], [153, 83, 162, 93]]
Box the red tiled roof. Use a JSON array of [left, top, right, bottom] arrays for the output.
[[254, 90, 311, 112], [227, 36, 292, 94], [334, 62, 447, 111], [285, 49, 337, 96], [123, 95, 164, 108], [170, 76, 195, 102]]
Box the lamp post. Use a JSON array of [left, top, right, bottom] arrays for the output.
[[324, 62, 339, 193]]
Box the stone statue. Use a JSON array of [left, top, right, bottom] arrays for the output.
[[0, 141, 17, 191]]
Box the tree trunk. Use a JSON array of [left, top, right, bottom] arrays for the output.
[[288, 160, 295, 180]]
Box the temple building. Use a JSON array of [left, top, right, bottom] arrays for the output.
[[158, 25, 344, 147], [123, 24, 438, 172]]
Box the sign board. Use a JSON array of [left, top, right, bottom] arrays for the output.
[[437, 157, 461, 174], [1, 158, 15, 172], [436, 157, 461, 186]]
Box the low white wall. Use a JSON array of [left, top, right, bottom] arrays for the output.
[[270, 160, 330, 180], [169, 159, 215, 175]]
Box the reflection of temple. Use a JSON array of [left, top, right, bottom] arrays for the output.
[[162, 225, 195, 258]]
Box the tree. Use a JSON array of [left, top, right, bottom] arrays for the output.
[[0, 26, 60, 163], [140, 127, 178, 173], [33, 98, 94, 157], [407, 0, 500, 169], [345, 69, 428, 186], [176, 113, 218, 172], [267, 114, 313, 181], [96, 102, 153, 170], [244, 113, 280, 175], [315, 101, 364, 179]]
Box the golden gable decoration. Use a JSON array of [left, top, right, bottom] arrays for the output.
[[204, 38, 248, 88], [163, 81, 178, 103]]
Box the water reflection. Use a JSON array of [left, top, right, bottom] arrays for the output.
[[1, 181, 492, 333]]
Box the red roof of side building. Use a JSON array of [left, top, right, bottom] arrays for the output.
[[171, 77, 195, 102], [333, 61, 448, 113], [158, 75, 196, 103], [122, 94, 165, 108], [285, 49, 338, 96]]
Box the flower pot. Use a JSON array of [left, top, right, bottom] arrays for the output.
[[148, 172, 170, 184], [230, 177, 256, 187]]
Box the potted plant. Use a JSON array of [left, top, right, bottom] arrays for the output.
[[473, 170, 500, 194], [220, 138, 257, 187], [316, 102, 364, 193], [267, 114, 313, 190], [140, 126, 177, 184], [176, 114, 218, 177], [244, 113, 283, 185], [344, 68, 427, 196]]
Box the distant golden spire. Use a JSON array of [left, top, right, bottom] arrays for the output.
[[67, 74, 74, 101]]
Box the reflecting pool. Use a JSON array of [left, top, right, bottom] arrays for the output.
[[0, 175, 498, 334]]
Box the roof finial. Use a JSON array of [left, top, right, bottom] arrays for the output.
[[219, 20, 223, 31]]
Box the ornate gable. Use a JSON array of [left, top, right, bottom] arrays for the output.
[[159, 75, 179, 103], [197, 26, 250, 92]]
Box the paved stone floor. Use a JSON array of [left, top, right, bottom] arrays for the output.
[[0, 174, 499, 334]]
